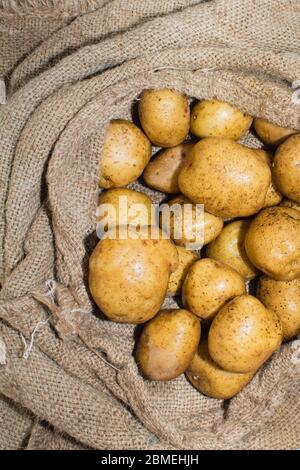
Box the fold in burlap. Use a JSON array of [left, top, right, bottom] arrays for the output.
[[0, 0, 300, 450], [0, 1, 107, 17], [0, 13, 69, 81]]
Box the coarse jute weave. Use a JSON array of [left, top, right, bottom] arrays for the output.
[[0, 0, 300, 450]]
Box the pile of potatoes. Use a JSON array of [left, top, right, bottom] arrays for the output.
[[89, 88, 300, 400]]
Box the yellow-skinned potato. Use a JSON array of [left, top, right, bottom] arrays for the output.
[[143, 142, 194, 193], [207, 220, 258, 281], [254, 118, 296, 147], [190, 99, 252, 140], [186, 339, 255, 400], [264, 184, 282, 208], [89, 226, 178, 323], [136, 309, 201, 381], [168, 246, 198, 296], [208, 295, 283, 373], [99, 119, 151, 188], [254, 149, 282, 207], [160, 195, 223, 248], [178, 138, 271, 218], [138, 88, 190, 147], [273, 134, 300, 203], [245, 207, 300, 280], [97, 188, 156, 229], [281, 198, 300, 211], [182, 258, 246, 320], [258, 276, 300, 341]]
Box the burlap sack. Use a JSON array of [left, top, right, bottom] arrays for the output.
[[0, 0, 300, 450]]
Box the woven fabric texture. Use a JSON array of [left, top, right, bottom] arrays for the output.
[[0, 0, 300, 450]]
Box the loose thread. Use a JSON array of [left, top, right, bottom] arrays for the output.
[[26, 279, 121, 372], [45, 279, 56, 303], [20, 318, 50, 360], [150, 66, 217, 74], [20, 279, 57, 359], [60, 307, 89, 316], [78, 332, 121, 372]]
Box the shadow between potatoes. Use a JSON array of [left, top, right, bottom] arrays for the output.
[[131, 97, 141, 127], [248, 277, 259, 296], [83, 231, 110, 322]]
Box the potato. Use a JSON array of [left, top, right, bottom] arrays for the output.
[[273, 134, 300, 203], [264, 184, 282, 208], [254, 149, 282, 207], [186, 339, 255, 399], [245, 206, 300, 280], [258, 276, 300, 341], [138, 88, 190, 147], [89, 226, 178, 323], [208, 295, 283, 373], [178, 138, 271, 218], [136, 309, 201, 381], [254, 118, 296, 147], [281, 198, 300, 211], [143, 142, 194, 193], [190, 99, 252, 140], [182, 258, 246, 320], [168, 246, 198, 296], [99, 119, 151, 188], [97, 188, 156, 230], [160, 195, 223, 248], [207, 220, 258, 280]]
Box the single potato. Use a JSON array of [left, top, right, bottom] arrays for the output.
[[254, 149, 282, 207], [182, 258, 246, 320], [97, 188, 156, 231], [99, 119, 151, 188], [273, 134, 300, 203], [168, 246, 198, 296], [245, 206, 300, 280], [190, 99, 252, 140], [281, 198, 300, 211], [254, 118, 296, 147], [143, 142, 194, 193], [208, 295, 283, 373], [206, 219, 258, 281], [138, 88, 190, 147], [207, 220, 258, 280], [258, 276, 300, 340], [178, 138, 271, 218], [89, 226, 178, 323], [136, 309, 201, 381], [186, 339, 255, 399], [160, 195, 223, 249]]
